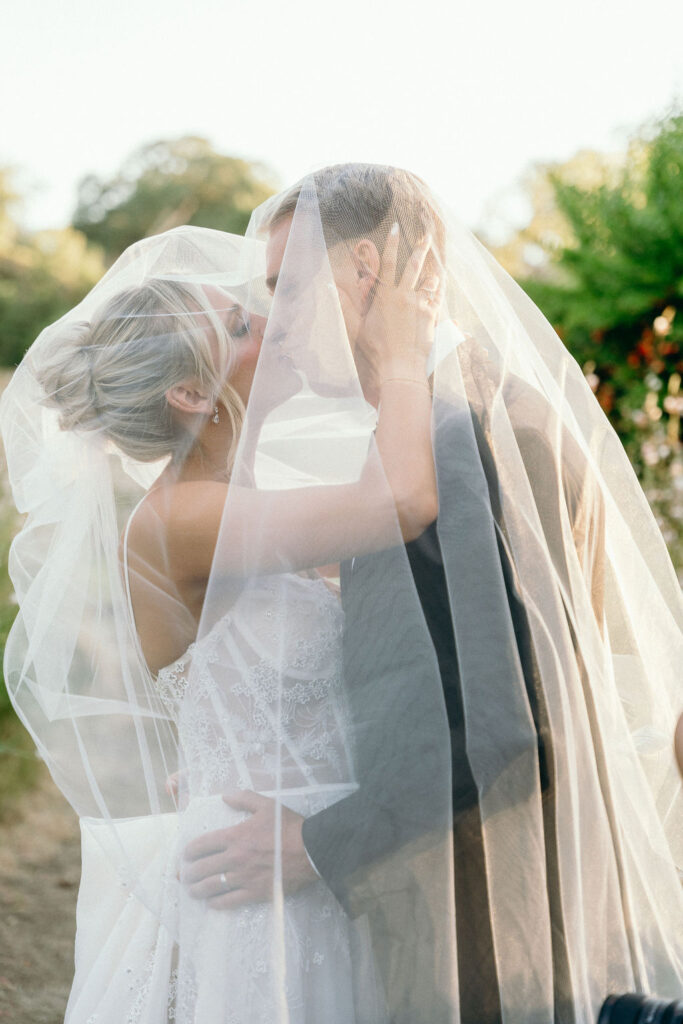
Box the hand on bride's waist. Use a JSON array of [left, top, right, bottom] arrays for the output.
[[181, 789, 318, 910]]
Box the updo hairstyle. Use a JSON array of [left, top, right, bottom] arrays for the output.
[[36, 278, 245, 467]]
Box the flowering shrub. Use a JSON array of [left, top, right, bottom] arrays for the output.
[[584, 310, 682, 580], [507, 112, 683, 581]]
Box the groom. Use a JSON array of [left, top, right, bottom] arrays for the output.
[[184, 164, 576, 1023]]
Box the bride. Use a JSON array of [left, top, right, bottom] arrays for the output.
[[2, 164, 682, 1024], [1, 222, 443, 1022]]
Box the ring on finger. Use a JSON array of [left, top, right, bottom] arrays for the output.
[[219, 872, 230, 891]]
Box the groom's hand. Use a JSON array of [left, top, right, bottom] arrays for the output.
[[182, 790, 318, 909]]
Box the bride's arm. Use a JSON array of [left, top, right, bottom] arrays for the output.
[[162, 373, 436, 579], [163, 230, 439, 577]]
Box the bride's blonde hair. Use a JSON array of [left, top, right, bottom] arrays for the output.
[[36, 278, 245, 467]]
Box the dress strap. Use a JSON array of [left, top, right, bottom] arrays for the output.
[[122, 492, 155, 632]]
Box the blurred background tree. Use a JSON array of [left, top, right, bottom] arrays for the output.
[[486, 109, 683, 569], [73, 136, 276, 262], [0, 139, 277, 366], [486, 148, 626, 281], [0, 167, 106, 366]]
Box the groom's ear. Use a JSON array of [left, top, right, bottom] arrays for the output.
[[350, 239, 381, 309]]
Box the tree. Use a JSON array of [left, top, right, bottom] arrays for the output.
[[0, 169, 105, 366], [73, 136, 277, 262], [483, 149, 625, 282], [515, 112, 683, 394], [484, 112, 683, 572]]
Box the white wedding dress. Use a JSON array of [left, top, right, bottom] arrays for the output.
[[65, 568, 386, 1024]]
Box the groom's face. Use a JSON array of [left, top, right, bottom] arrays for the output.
[[265, 214, 378, 395]]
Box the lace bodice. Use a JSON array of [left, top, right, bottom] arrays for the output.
[[70, 573, 374, 1024], [156, 573, 354, 797]]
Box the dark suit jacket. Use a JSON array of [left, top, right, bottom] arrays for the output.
[[301, 398, 548, 905], [301, 380, 601, 1022]]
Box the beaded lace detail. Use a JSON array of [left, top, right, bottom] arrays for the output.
[[156, 574, 354, 796], [87, 573, 364, 1024]]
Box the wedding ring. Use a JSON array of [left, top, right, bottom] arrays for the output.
[[219, 872, 228, 890]]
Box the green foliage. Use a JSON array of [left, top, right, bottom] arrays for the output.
[[521, 111, 683, 411], [513, 110, 683, 575], [0, 239, 104, 367], [73, 136, 277, 262], [0, 169, 106, 367], [0, 139, 275, 367]]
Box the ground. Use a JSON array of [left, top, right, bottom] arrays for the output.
[[0, 770, 79, 1023]]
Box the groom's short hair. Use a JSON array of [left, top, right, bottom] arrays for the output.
[[267, 163, 446, 279]]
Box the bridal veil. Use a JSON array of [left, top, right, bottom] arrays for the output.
[[1, 164, 681, 1022]]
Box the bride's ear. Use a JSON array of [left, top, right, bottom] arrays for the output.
[[165, 380, 213, 418]]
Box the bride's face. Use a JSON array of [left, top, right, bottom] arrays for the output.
[[200, 287, 267, 406], [222, 301, 267, 405]]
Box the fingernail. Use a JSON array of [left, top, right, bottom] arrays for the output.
[[390, 222, 399, 236]]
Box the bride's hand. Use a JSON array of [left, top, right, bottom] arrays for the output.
[[356, 224, 441, 385], [181, 790, 318, 909]]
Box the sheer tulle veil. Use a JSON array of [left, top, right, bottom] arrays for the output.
[[0, 164, 681, 1023]]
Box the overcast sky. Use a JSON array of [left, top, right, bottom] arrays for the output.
[[2, 0, 681, 236]]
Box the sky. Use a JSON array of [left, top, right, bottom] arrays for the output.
[[1, 0, 681, 238]]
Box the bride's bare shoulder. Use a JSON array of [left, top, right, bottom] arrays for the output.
[[127, 479, 234, 582], [143, 479, 230, 524]]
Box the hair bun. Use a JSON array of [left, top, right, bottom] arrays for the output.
[[31, 278, 245, 466], [35, 321, 102, 433]]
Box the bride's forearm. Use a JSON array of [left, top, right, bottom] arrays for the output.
[[373, 371, 438, 541], [162, 375, 437, 579]]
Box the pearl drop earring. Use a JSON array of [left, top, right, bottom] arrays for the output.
[[212, 406, 220, 425]]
